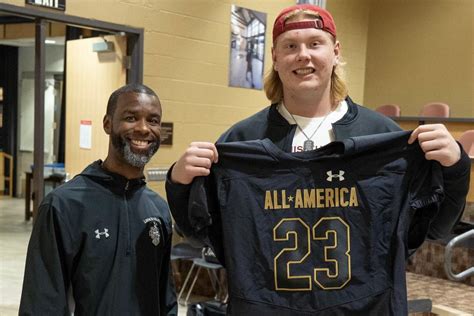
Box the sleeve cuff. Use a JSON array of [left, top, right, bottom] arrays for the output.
[[442, 143, 471, 178], [165, 163, 191, 194]]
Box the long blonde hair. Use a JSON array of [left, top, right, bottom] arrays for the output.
[[264, 10, 348, 105]]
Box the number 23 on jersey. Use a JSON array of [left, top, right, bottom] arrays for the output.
[[273, 217, 351, 291]]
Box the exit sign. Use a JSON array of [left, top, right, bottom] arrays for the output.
[[26, 0, 65, 11]]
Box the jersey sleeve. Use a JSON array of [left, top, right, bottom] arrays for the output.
[[407, 154, 445, 250], [165, 168, 195, 239], [188, 176, 214, 232], [188, 174, 226, 265], [428, 148, 470, 239], [165, 165, 226, 264]]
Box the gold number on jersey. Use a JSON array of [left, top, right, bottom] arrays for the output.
[[313, 217, 351, 289], [273, 218, 312, 290], [273, 217, 351, 291]]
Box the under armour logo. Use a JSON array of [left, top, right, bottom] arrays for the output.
[[95, 228, 109, 239], [326, 170, 345, 182]]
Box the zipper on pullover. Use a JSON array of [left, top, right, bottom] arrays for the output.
[[124, 180, 132, 255]]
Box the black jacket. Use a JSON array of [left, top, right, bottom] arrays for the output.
[[20, 161, 177, 316], [166, 97, 470, 248]]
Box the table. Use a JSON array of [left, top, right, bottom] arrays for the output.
[[24, 171, 64, 221]]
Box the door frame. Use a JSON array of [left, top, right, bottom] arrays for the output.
[[0, 3, 144, 220]]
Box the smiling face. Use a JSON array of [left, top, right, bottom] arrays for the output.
[[272, 14, 340, 102], [104, 91, 162, 171]]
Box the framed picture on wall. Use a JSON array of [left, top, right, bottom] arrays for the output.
[[296, 0, 327, 8], [228, 5, 266, 90]]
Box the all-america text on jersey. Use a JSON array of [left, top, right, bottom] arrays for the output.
[[264, 184, 359, 210]]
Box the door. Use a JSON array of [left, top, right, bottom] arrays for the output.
[[65, 35, 126, 177], [0, 45, 18, 196]]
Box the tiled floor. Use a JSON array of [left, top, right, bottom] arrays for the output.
[[407, 272, 474, 314], [0, 197, 31, 315], [1, 197, 473, 315]]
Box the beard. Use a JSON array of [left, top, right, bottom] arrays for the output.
[[111, 131, 160, 168]]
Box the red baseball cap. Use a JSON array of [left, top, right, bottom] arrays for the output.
[[272, 4, 337, 43]]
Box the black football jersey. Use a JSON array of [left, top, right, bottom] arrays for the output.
[[188, 131, 444, 315]]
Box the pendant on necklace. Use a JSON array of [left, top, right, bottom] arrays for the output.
[[303, 139, 314, 151]]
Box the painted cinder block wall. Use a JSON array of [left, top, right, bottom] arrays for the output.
[[3, 0, 472, 197], [364, 0, 473, 117], [2, 0, 369, 196]]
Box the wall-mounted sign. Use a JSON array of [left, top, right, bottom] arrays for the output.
[[160, 122, 173, 146], [25, 0, 66, 11], [79, 120, 92, 149]]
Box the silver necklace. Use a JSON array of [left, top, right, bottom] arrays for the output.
[[289, 111, 330, 151]]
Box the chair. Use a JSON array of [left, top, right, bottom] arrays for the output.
[[177, 248, 227, 306], [419, 102, 450, 117], [170, 241, 203, 292], [171, 242, 203, 261], [458, 130, 474, 158], [375, 104, 401, 117]]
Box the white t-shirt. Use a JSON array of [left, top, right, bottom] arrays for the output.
[[277, 100, 348, 153]]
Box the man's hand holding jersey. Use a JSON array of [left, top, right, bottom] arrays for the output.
[[171, 141, 218, 184], [408, 124, 461, 167]]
